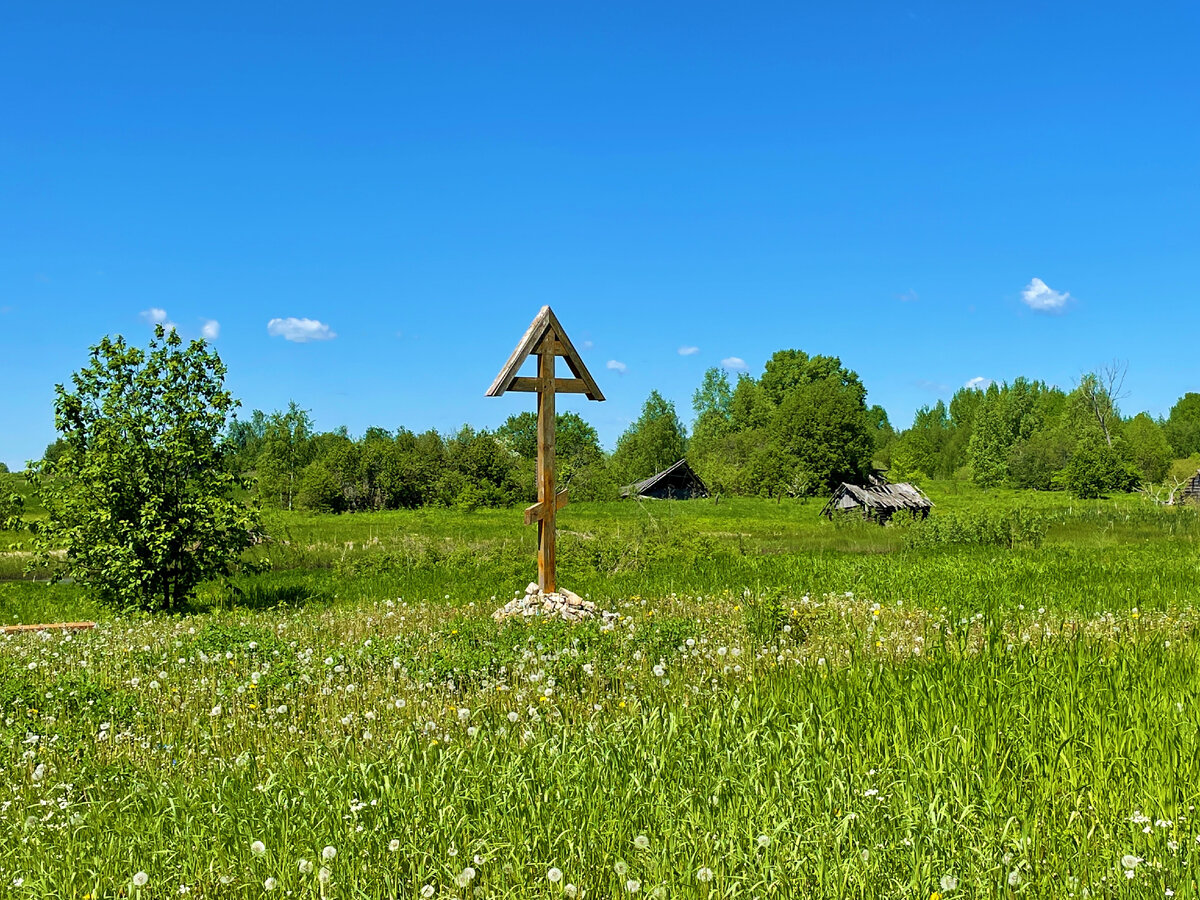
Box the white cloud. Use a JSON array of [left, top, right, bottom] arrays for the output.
[[581, 340, 594, 350], [140, 307, 176, 331], [678, 345, 699, 356], [1021, 277, 1071, 312], [267, 317, 337, 343], [965, 376, 992, 390], [897, 289, 919, 303], [201, 319, 220, 340], [721, 356, 747, 370], [606, 359, 627, 373]]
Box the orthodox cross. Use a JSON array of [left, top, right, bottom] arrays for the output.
[[486, 306, 604, 593]]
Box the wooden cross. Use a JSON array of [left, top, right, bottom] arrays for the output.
[[486, 307, 604, 594]]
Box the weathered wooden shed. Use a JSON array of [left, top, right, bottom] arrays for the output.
[[821, 476, 932, 523], [621, 459, 710, 500], [1179, 470, 1200, 505]]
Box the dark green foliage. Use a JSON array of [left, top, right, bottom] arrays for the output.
[[768, 376, 873, 492], [255, 402, 315, 510], [612, 390, 687, 483], [496, 410, 609, 500], [688, 352, 874, 497], [1007, 429, 1072, 491], [1058, 439, 1141, 498], [0, 491, 22, 531], [1164, 392, 1200, 457], [31, 326, 259, 612], [1124, 413, 1172, 484]]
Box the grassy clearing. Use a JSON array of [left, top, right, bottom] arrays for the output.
[[2, 489, 1199, 896]]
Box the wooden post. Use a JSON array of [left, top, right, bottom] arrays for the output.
[[486, 306, 604, 596], [537, 338, 557, 592]]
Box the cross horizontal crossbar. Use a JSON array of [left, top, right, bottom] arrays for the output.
[[507, 377, 590, 394], [524, 489, 568, 525]]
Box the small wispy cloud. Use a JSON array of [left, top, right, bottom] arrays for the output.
[[606, 359, 627, 374], [897, 289, 919, 303], [201, 320, 220, 340], [678, 345, 699, 356], [581, 340, 594, 350], [267, 317, 337, 343], [1021, 277, 1071, 312], [965, 376, 992, 390], [721, 356, 747, 370], [140, 307, 177, 331], [915, 379, 949, 392]]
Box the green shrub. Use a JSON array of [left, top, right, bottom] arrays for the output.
[[903, 508, 1046, 550]]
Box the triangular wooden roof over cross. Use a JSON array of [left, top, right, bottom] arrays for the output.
[[487, 306, 604, 593], [486, 306, 604, 402]]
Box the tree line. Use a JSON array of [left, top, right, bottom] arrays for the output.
[[15, 328, 1200, 613], [35, 353, 1185, 514], [878, 366, 1200, 499]]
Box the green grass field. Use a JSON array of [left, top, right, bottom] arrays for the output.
[[2, 484, 1199, 897]]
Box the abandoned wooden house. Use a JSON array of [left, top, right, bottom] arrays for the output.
[[820, 475, 932, 523], [1179, 470, 1200, 505], [620, 459, 710, 500]]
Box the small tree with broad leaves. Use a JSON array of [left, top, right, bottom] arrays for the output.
[[31, 326, 259, 612]]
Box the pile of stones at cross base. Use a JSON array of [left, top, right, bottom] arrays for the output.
[[492, 582, 621, 624]]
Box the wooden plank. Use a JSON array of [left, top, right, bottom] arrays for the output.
[[484, 306, 552, 397], [544, 307, 605, 401], [0, 622, 96, 634], [537, 346, 557, 593], [523, 489, 569, 525], [507, 377, 589, 394]]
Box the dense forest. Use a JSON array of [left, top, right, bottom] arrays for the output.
[[33, 351, 1200, 512]]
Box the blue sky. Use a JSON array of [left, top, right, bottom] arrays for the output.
[[2, 2, 1197, 468]]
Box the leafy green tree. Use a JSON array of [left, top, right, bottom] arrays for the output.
[[728, 374, 771, 431], [31, 326, 259, 612], [1057, 437, 1140, 498], [693, 367, 733, 419], [768, 376, 873, 492], [0, 462, 8, 474], [1165, 392, 1200, 457], [1007, 428, 1072, 490], [0, 491, 22, 530], [1124, 412, 1172, 483], [223, 409, 268, 473], [296, 461, 344, 513], [41, 438, 68, 468], [865, 404, 894, 456], [496, 411, 602, 471], [612, 391, 687, 482], [439, 427, 520, 509], [256, 402, 314, 509], [968, 386, 1010, 487]]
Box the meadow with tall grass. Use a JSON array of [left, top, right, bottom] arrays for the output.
[[2, 482, 1199, 897]]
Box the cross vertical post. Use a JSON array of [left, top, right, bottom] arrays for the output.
[[536, 337, 557, 593]]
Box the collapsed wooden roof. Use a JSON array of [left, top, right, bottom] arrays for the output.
[[620, 459, 709, 499], [1181, 470, 1200, 503], [821, 476, 932, 517]]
